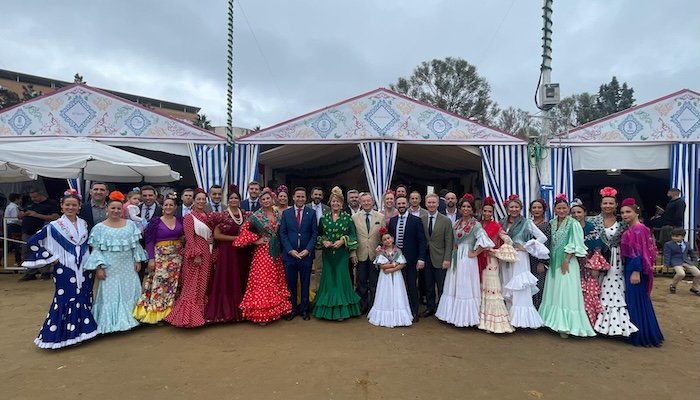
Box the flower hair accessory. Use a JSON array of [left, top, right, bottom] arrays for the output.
[[621, 198, 637, 207], [166, 192, 178, 200], [482, 196, 496, 207], [378, 227, 389, 237], [63, 188, 82, 201], [555, 193, 568, 202], [384, 188, 395, 196], [108, 191, 126, 203], [131, 187, 141, 193], [570, 198, 584, 208], [229, 184, 239, 194], [462, 193, 474, 202], [276, 185, 288, 195], [194, 188, 206, 195], [600, 186, 617, 198], [504, 194, 521, 206]]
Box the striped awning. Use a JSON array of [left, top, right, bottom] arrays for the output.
[[480, 145, 531, 219]]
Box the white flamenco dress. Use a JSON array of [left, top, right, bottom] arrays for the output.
[[436, 219, 494, 327], [368, 247, 413, 328]]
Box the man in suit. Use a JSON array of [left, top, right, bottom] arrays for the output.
[[139, 185, 162, 224], [420, 193, 454, 317], [175, 188, 194, 218], [437, 189, 448, 214], [206, 184, 224, 212], [664, 228, 700, 295], [408, 191, 428, 218], [240, 181, 262, 212], [659, 187, 687, 243], [307, 187, 330, 292], [344, 189, 362, 215], [351, 192, 385, 314], [279, 187, 318, 320], [388, 195, 427, 322], [443, 192, 458, 226], [79, 182, 108, 231]]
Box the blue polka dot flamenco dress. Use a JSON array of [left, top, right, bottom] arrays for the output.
[[22, 216, 98, 349]]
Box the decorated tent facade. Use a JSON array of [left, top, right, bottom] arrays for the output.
[[235, 88, 529, 218], [553, 89, 700, 242], [0, 83, 228, 190]]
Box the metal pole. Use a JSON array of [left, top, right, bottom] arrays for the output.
[[225, 0, 235, 186], [537, 0, 554, 192]]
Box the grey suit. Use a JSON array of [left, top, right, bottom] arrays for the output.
[[421, 212, 454, 312]]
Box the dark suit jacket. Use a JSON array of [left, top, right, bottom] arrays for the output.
[[79, 202, 98, 231], [174, 204, 192, 218], [279, 206, 318, 264], [241, 198, 262, 212], [438, 198, 447, 214], [388, 213, 427, 266], [139, 203, 163, 221], [663, 240, 697, 267], [663, 198, 686, 227]]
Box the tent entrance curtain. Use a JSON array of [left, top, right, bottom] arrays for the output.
[[480, 145, 531, 220], [358, 141, 398, 208], [231, 143, 260, 198], [550, 147, 574, 211], [671, 143, 699, 246], [188, 143, 229, 192]]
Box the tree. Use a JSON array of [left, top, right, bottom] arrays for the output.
[[573, 77, 636, 125], [575, 92, 598, 125], [390, 57, 499, 124], [74, 73, 85, 84], [497, 106, 535, 137], [21, 84, 42, 101], [0, 86, 20, 109], [193, 113, 213, 130], [549, 95, 578, 136]]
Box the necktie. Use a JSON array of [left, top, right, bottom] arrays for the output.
[[396, 215, 405, 248], [429, 215, 434, 236], [144, 206, 151, 222], [365, 212, 371, 233], [214, 203, 220, 212], [251, 200, 257, 210], [296, 208, 302, 227]]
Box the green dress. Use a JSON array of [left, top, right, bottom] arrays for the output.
[[313, 211, 361, 320], [538, 216, 596, 337]]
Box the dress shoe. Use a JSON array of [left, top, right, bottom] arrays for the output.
[[420, 309, 435, 318], [302, 313, 311, 321], [361, 306, 369, 316], [18, 273, 37, 282], [285, 313, 296, 321], [669, 286, 677, 294], [40, 272, 52, 280], [412, 315, 420, 323], [691, 288, 700, 296]]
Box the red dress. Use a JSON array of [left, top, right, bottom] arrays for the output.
[[165, 211, 213, 328], [234, 210, 291, 323], [204, 210, 251, 322], [477, 219, 502, 282]]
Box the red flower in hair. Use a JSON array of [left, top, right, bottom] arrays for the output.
[[482, 196, 496, 206], [462, 193, 474, 202], [600, 186, 617, 198], [555, 193, 568, 201], [229, 184, 239, 194], [194, 188, 206, 195], [109, 191, 126, 202], [378, 227, 389, 237], [621, 198, 636, 207]]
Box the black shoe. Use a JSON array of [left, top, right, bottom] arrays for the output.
[[670, 286, 677, 294], [690, 288, 700, 295], [40, 272, 52, 280], [285, 313, 296, 321], [412, 315, 420, 323], [18, 273, 37, 282], [360, 306, 369, 316], [302, 313, 311, 321], [420, 309, 435, 318]]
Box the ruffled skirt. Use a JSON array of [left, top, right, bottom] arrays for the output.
[[368, 269, 412, 328]]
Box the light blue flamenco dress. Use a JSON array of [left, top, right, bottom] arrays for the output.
[[85, 220, 147, 334], [22, 216, 98, 349]]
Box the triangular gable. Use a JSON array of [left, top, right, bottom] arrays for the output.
[[0, 83, 223, 144], [560, 89, 700, 145], [237, 88, 525, 145]]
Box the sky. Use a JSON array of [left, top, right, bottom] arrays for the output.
[[1, 0, 698, 129]]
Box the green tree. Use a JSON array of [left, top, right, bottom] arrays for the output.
[[575, 92, 598, 125], [595, 76, 635, 117], [74, 73, 85, 84], [193, 113, 213, 130], [0, 86, 20, 109], [497, 106, 535, 137], [21, 84, 42, 101], [390, 57, 499, 124]]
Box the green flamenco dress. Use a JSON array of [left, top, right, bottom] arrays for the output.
[[312, 212, 361, 320]]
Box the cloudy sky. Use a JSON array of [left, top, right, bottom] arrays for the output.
[[1, 0, 698, 129]]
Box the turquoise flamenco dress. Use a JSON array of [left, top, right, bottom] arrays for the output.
[[538, 216, 596, 337], [85, 220, 147, 334], [313, 212, 361, 320]]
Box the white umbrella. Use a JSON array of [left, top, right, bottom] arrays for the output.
[[0, 161, 37, 182], [0, 138, 180, 183]]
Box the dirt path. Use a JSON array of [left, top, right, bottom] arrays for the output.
[[1, 274, 698, 400]]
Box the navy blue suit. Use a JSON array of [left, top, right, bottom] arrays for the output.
[[388, 212, 427, 316], [241, 198, 261, 213], [279, 206, 318, 315]]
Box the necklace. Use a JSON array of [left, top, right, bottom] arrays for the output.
[[228, 208, 243, 225]]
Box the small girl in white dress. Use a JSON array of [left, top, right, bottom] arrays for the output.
[[368, 228, 413, 328], [124, 190, 144, 229]]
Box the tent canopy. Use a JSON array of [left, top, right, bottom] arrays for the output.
[[238, 88, 525, 145], [0, 83, 225, 156], [0, 137, 180, 183]]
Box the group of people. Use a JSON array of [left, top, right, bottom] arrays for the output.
[[21, 180, 671, 349]]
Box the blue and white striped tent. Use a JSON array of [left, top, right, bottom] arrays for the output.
[[235, 88, 528, 211], [560, 89, 700, 248]]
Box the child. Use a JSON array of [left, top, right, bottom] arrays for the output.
[[663, 228, 700, 295], [368, 228, 413, 328], [124, 190, 144, 229]]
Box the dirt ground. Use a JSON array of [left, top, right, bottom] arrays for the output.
[[1, 272, 698, 400]]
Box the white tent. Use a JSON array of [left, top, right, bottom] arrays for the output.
[[0, 137, 180, 183], [0, 161, 37, 182]]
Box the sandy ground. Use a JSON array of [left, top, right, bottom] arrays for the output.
[[1, 272, 699, 400]]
